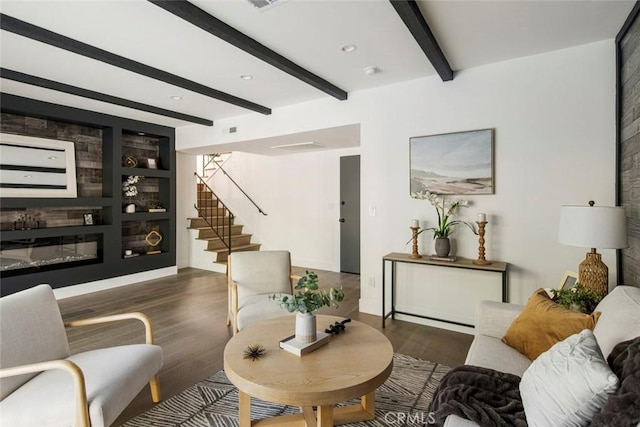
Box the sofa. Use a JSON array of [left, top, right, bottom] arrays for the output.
[[444, 285, 640, 427]]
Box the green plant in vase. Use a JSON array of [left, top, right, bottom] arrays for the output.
[[410, 190, 477, 257], [271, 270, 344, 313], [549, 282, 602, 314], [271, 271, 345, 344]]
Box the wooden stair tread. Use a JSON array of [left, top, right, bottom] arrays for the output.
[[193, 181, 260, 264], [205, 243, 261, 253], [187, 216, 231, 220], [188, 224, 243, 229], [188, 226, 241, 231], [197, 234, 251, 241]]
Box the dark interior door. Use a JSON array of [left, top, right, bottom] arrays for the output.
[[340, 155, 360, 274]]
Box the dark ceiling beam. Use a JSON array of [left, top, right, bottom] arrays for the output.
[[390, 0, 453, 82], [0, 13, 271, 115], [148, 0, 348, 101], [0, 68, 213, 126]]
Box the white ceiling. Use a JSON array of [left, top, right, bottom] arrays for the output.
[[0, 0, 635, 154]]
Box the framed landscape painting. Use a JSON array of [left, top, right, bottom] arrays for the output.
[[410, 128, 494, 195]]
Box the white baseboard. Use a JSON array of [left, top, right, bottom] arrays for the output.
[[359, 297, 380, 315], [359, 297, 474, 335], [393, 313, 474, 335], [53, 266, 178, 300], [291, 257, 338, 273]]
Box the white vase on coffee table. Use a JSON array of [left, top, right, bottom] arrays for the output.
[[295, 312, 317, 344]]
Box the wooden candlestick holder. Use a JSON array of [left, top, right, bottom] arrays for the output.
[[473, 221, 491, 266], [410, 226, 422, 259]]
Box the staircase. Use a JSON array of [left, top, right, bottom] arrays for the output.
[[188, 182, 261, 267]]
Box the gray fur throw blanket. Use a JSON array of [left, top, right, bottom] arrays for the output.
[[428, 365, 527, 427]]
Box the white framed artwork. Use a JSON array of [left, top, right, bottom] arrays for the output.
[[410, 128, 494, 195], [0, 133, 77, 198]]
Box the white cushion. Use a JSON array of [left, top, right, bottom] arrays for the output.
[[230, 251, 293, 301], [0, 284, 71, 400], [237, 294, 294, 330], [474, 300, 524, 339], [519, 329, 619, 427], [444, 414, 481, 427], [593, 285, 640, 359], [465, 334, 531, 377], [0, 344, 162, 427]]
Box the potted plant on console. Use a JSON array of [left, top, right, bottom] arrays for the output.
[[271, 271, 344, 344], [411, 190, 477, 257], [549, 282, 603, 314]]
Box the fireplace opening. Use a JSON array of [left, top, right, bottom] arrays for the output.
[[0, 234, 102, 277]]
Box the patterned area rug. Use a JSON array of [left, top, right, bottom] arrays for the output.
[[124, 353, 450, 427]]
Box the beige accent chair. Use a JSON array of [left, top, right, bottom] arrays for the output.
[[228, 250, 298, 334], [0, 284, 162, 427]]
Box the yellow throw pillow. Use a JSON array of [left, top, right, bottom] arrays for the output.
[[502, 288, 601, 360]]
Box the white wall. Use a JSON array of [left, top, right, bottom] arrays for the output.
[[176, 152, 196, 268], [203, 148, 359, 271], [177, 40, 617, 327]]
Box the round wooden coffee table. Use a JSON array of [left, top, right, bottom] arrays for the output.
[[224, 314, 394, 427]]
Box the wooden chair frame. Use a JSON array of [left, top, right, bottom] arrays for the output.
[[0, 312, 160, 427]]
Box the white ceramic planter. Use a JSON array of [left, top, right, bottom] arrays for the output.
[[295, 312, 317, 344]]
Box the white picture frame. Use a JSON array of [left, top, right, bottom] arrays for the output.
[[0, 133, 77, 198], [558, 271, 578, 290], [410, 128, 494, 195]]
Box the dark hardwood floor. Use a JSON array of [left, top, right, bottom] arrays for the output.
[[57, 267, 473, 425]]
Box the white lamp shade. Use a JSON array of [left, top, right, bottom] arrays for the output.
[[558, 206, 628, 249]]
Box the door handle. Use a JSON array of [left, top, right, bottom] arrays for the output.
[[339, 218, 345, 223]]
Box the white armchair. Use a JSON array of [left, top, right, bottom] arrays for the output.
[[228, 250, 298, 334], [0, 284, 162, 427]]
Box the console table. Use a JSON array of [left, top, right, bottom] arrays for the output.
[[382, 252, 509, 328]]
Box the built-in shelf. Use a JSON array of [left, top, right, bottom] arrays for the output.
[[2, 225, 111, 239], [121, 167, 170, 178], [123, 251, 168, 260], [121, 212, 171, 221], [0, 95, 176, 296], [0, 198, 112, 209], [120, 252, 173, 270]]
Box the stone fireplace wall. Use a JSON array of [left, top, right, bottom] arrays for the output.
[[1, 113, 104, 230], [619, 7, 640, 286]]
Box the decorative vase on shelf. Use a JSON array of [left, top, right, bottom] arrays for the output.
[[295, 312, 317, 344], [125, 203, 136, 213], [434, 237, 451, 257]]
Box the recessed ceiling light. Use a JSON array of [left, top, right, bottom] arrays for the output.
[[363, 66, 380, 76], [341, 44, 357, 53], [240, 74, 254, 80], [170, 95, 182, 100], [138, 132, 145, 136], [47, 156, 57, 160]]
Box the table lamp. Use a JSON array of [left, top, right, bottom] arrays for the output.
[[558, 201, 628, 297]]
